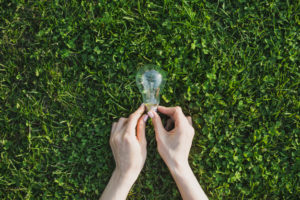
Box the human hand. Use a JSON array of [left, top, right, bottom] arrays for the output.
[[148, 106, 194, 171], [109, 104, 148, 183], [102, 105, 208, 200], [147, 106, 209, 200]]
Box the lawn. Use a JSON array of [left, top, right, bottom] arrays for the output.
[[0, 0, 299, 199]]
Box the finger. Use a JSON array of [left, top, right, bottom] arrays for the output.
[[157, 106, 176, 116], [137, 114, 148, 144], [115, 117, 127, 133], [165, 118, 174, 131], [149, 110, 166, 134], [126, 104, 146, 133], [157, 106, 184, 122], [186, 116, 192, 125]]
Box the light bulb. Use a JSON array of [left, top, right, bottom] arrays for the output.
[[136, 65, 167, 111]]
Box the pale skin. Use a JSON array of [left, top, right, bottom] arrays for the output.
[[100, 104, 208, 200]]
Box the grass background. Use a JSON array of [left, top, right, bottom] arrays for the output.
[[0, 0, 299, 199]]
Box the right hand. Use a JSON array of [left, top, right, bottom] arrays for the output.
[[148, 106, 194, 171]]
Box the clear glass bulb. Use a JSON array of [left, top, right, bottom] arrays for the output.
[[136, 65, 167, 111]]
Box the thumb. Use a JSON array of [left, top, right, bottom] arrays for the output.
[[148, 110, 165, 134]]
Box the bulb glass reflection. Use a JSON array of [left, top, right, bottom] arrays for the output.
[[136, 65, 167, 111]]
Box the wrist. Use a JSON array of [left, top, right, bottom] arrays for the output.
[[100, 169, 136, 200], [168, 162, 209, 200], [113, 168, 138, 187], [168, 161, 191, 177]]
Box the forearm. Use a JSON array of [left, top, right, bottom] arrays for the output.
[[170, 163, 208, 200], [99, 170, 135, 200]]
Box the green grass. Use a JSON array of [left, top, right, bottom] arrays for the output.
[[0, 0, 299, 199]]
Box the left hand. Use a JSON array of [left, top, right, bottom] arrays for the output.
[[109, 104, 148, 183]]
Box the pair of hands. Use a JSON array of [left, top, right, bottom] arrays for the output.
[[101, 104, 208, 200], [109, 104, 195, 184]]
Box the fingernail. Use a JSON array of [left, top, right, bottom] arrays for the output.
[[143, 115, 149, 122], [147, 111, 154, 118], [152, 107, 158, 112]]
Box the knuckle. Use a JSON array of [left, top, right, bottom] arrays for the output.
[[119, 117, 126, 122], [123, 134, 131, 143], [115, 136, 122, 143], [129, 114, 135, 120], [175, 106, 182, 113], [175, 106, 181, 110], [125, 126, 132, 133], [109, 136, 116, 145]]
